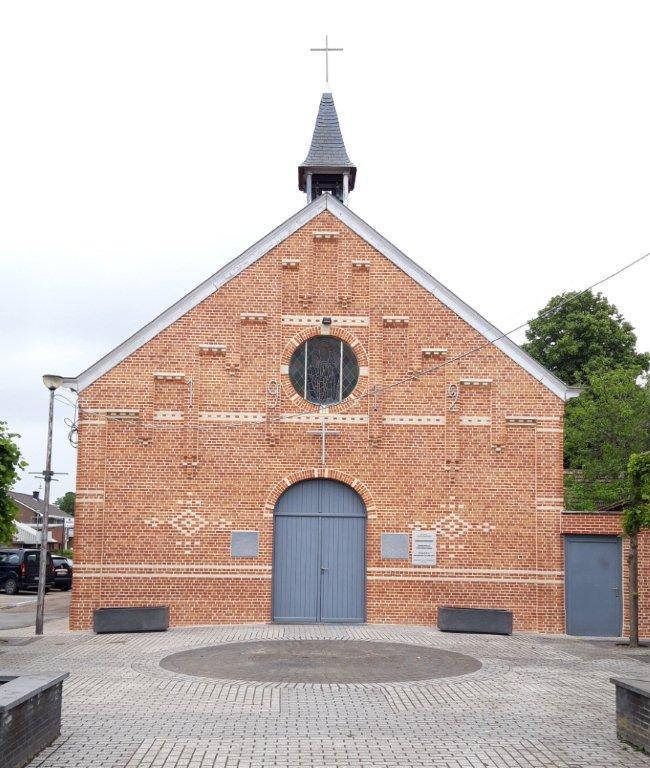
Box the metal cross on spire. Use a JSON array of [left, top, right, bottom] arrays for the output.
[[310, 35, 343, 84]]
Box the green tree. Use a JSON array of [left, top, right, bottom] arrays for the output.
[[564, 369, 650, 509], [622, 453, 650, 647], [0, 422, 27, 545], [523, 290, 649, 386], [56, 491, 75, 516]]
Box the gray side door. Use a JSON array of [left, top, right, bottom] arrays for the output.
[[272, 479, 366, 623], [565, 535, 622, 636]]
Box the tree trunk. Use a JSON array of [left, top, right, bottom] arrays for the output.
[[629, 531, 639, 648]]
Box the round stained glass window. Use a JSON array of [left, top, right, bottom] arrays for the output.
[[288, 336, 359, 406]]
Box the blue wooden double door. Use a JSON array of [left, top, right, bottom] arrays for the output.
[[272, 479, 366, 623]]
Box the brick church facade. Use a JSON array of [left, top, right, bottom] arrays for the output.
[[66, 87, 642, 635]]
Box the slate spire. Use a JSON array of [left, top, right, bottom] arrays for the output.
[[299, 87, 356, 205]]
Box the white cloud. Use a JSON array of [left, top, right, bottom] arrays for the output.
[[1, 0, 648, 493]]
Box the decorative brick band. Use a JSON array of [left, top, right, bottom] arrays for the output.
[[154, 411, 183, 421], [263, 469, 376, 515], [281, 315, 369, 327], [199, 412, 265, 423], [75, 563, 272, 572], [77, 489, 104, 505], [75, 572, 271, 581], [198, 343, 227, 355], [105, 408, 139, 420], [367, 574, 563, 585], [506, 415, 537, 425], [281, 413, 369, 424], [383, 415, 445, 425], [382, 316, 409, 326]]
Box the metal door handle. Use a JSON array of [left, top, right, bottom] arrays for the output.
[[321, 566, 328, 573]]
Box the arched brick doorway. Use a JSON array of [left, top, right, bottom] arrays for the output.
[[272, 479, 366, 623]]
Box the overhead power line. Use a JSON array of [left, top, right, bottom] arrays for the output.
[[54, 249, 649, 433], [354, 250, 650, 403]]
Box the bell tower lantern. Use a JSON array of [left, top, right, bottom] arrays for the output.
[[298, 87, 356, 205], [299, 37, 355, 205]]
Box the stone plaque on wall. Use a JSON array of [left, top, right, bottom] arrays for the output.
[[231, 531, 259, 558], [381, 533, 409, 559], [411, 530, 436, 566]]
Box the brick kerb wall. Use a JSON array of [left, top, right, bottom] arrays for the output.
[[0, 680, 65, 768], [612, 678, 650, 751]]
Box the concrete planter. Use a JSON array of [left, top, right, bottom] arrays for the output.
[[0, 671, 69, 768], [93, 606, 170, 634], [611, 677, 650, 751], [438, 606, 513, 635]]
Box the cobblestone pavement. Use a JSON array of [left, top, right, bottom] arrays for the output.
[[2, 619, 650, 767]]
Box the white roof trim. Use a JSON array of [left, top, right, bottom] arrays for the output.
[[69, 194, 577, 401], [12, 521, 55, 545], [325, 197, 578, 401], [71, 197, 328, 392]]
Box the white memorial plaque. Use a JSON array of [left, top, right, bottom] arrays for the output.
[[411, 530, 436, 566]]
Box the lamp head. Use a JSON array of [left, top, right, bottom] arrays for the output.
[[42, 374, 64, 391]]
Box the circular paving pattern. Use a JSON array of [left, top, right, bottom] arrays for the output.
[[159, 639, 482, 684]]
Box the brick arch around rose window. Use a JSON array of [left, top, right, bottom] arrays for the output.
[[263, 468, 377, 517], [280, 327, 370, 412]]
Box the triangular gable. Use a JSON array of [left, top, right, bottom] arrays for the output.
[[67, 194, 578, 400]]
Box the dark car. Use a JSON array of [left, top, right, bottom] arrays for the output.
[[0, 548, 55, 595], [51, 555, 73, 591]]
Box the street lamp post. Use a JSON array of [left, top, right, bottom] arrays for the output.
[[35, 374, 64, 635]]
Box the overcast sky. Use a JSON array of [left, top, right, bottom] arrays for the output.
[[1, 1, 649, 497]]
